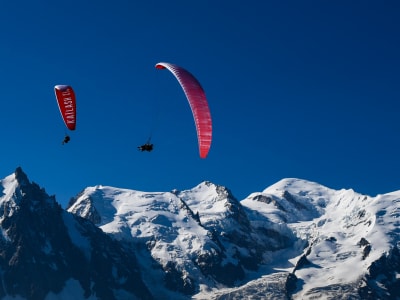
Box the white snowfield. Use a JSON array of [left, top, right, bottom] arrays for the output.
[[68, 178, 400, 299]]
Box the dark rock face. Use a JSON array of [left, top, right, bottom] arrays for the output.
[[252, 194, 286, 212], [282, 191, 308, 211], [0, 168, 153, 300], [359, 246, 400, 299], [164, 261, 195, 295], [285, 273, 298, 297], [195, 248, 245, 286]]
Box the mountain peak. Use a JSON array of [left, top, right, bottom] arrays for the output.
[[14, 166, 29, 186], [0, 167, 60, 218], [264, 178, 326, 193]]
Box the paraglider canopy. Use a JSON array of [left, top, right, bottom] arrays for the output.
[[155, 62, 212, 158], [54, 85, 76, 131]]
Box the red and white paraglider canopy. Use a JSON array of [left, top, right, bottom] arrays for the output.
[[155, 62, 212, 158], [54, 85, 76, 131]]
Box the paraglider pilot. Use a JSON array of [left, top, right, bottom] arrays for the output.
[[62, 135, 70, 145], [138, 143, 153, 152]]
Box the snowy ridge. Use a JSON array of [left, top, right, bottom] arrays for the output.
[[68, 178, 400, 299]]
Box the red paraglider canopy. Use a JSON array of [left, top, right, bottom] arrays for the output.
[[54, 85, 76, 131], [155, 62, 212, 158]]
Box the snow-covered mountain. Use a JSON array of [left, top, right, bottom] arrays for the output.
[[68, 177, 399, 299], [67, 182, 294, 298], [0, 167, 398, 299]]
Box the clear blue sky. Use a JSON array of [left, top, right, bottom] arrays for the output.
[[0, 1, 399, 207]]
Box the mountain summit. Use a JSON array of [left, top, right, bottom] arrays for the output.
[[0, 168, 398, 299]]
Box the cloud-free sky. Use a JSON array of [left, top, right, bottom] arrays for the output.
[[0, 1, 399, 207]]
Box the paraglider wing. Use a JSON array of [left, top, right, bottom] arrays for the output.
[[155, 62, 212, 158], [54, 85, 76, 131]]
